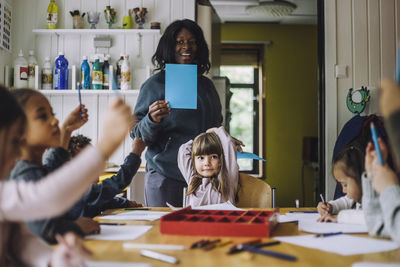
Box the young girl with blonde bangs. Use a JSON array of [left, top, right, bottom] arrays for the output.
[[178, 126, 239, 207]]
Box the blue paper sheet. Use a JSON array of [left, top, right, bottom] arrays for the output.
[[165, 64, 197, 109], [237, 151, 266, 162]]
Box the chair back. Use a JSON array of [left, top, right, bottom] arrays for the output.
[[236, 173, 272, 208]]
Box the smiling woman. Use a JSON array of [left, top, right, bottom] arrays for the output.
[[131, 19, 223, 207]]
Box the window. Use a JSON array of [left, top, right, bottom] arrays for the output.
[[220, 65, 259, 173]]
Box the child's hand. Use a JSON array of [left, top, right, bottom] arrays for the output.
[[129, 200, 143, 207], [97, 98, 134, 159], [365, 138, 389, 177], [379, 79, 400, 118], [60, 105, 89, 149], [74, 217, 100, 235], [371, 158, 399, 194], [317, 201, 332, 215], [132, 138, 146, 156], [232, 136, 245, 153], [148, 100, 170, 123], [62, 104, 89, 132], [206, 127, 219, 133], [317, 214, 338, 223], [51, 232, 92, 267]]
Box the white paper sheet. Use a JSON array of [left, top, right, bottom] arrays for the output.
[[278, 213, 320, 223], [98, 211, 169, 221], [85, 225, 152, 241], [275, 235, 399, 256], [192, 201, 244, 211], [352, 262, 400, 267], [85, 261, 150, 267], [298, 219, 368, 233]]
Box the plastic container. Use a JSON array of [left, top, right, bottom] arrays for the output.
[[80, 56, 90, 89], [92, 56, 103, 90], [14, 49, 28, 88], [116, 53, 124, 89], [160, 207, 279, 237], [103, 55, 110, 89], [46, 0, 58, 29], [28, 50, 38, 88], [54, 52, 69, 89], [121, 55, 130, 90], [41, 56, 53, 90]]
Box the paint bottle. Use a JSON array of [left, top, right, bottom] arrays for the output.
[[116, 53, 124, 89], [103, 54, 110, 89], [121, 54, 130, 90], [13, 50, 28, 88], [92, 56, 103, 90], [54, 52, 69, 89], [28, 50, 38, 88], [41, 56, 53, 90], [80, 56, 90, 89], [46, 0, 58, 29]]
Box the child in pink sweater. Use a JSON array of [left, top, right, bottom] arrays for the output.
[[0, 85, 133, 266], [178, 126, 239, 207]]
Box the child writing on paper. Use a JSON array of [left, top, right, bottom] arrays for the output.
[[67, 134, 144, 217], [0, 85, 134, 266], [178, 126, 239, 207], [317, 115, 391, 223], [363, 79, 400, 244]]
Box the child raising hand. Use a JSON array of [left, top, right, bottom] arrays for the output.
[[178, 126, 239, 207], [8, 89, 100, 241]]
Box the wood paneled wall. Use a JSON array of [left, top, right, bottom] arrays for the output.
[[324, 0, 400, 199]]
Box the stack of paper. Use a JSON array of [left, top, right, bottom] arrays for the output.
[[298, 219, 368, 234], [275, 235, 399, 256], [86, 225, 152, 241], [192, 201, 244, 211], [98, 211, 169, 221], [278, 213, 320, 223], [85, 261, 150, 267]]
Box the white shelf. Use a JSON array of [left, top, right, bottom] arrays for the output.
[[32, 29, 160, 35], [40, 89, 140, 95]]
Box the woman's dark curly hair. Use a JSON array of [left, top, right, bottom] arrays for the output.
[[152, 19, 210, 75]]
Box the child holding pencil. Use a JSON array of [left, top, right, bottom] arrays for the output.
[[178, 126, 239, 207], [0, 85, 133, 266], [363, 79, 400, 244], [317, 115, 390, 224], [9, 89, 145, 244], [8, 89, 102, 240]]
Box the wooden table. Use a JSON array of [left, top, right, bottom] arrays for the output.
[[87, 208, 400, 266]]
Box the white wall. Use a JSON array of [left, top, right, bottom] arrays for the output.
[[12, 0, 195, 87], [6, 0, 195, 166], [325, 0, 400, 199]]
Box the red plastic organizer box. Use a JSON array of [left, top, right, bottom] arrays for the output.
[[160, 207, 279, 237]]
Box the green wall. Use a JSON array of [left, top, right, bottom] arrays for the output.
[[221, 24, 318, 207]]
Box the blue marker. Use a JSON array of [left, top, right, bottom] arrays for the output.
[[77, 83, 82, 120], [370, 122, 384, 165], [396, 46, 400, 84], [315, 232, 343, 238]]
